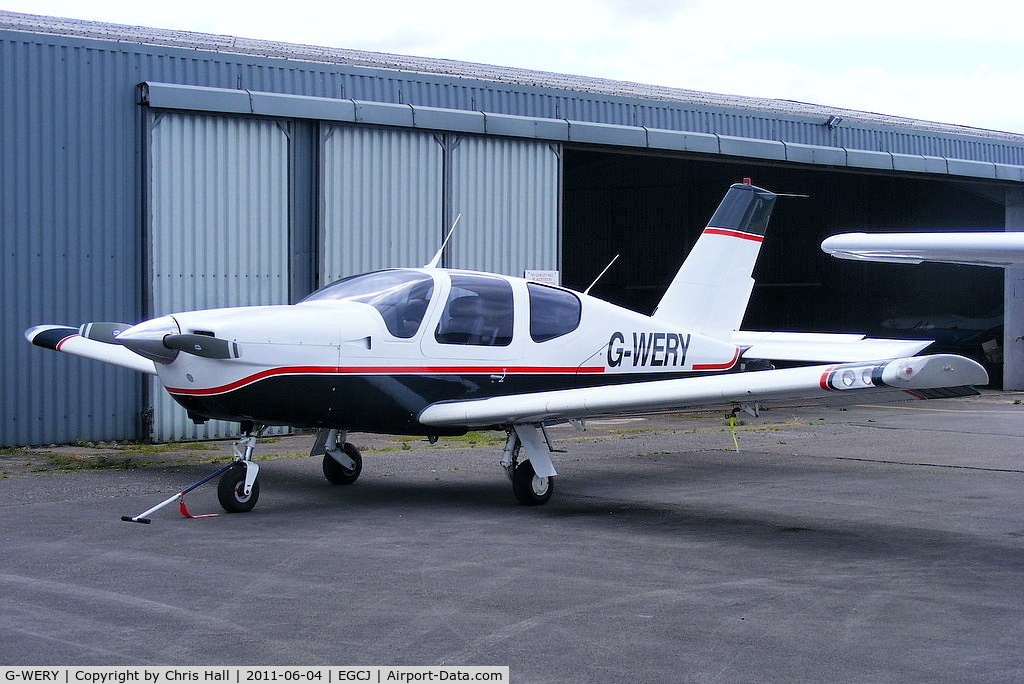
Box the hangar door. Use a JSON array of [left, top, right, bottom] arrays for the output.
[[320, 130, 561, 280], [149, 112, 290, 441], [449, 137, 561, 277], [320, 126, 443, 281]]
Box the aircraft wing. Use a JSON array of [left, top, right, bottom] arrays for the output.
[[733, 331, 931, 363], [821, 232, 1024, 267], [25, 325, 158, 375], [418, 354, 986, 428]]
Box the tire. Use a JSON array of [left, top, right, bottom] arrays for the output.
[[323, 442, 362, 485], [511, 460, 553, 506], [217, 464, 260, 513]]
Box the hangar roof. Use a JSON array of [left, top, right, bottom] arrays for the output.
[[3, 9, 1019, 144], [2, 8, 1023, 179]]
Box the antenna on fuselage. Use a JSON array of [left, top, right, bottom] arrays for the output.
[[425, 214, 462, 269], [584, 253, 620, 295]]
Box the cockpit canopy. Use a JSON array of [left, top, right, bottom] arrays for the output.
[[303, 269, 581, 345]]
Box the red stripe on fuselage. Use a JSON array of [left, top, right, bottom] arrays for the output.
[[167, 365, 607, 396], [703, 227, 765, 243], [691, 347, 740, 371]]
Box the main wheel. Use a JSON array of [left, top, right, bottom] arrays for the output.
[[217, 464, 260, 513], [323, 442, 362, 485], [511, 460, 553, 506]]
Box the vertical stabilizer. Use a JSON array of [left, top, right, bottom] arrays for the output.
[[651, 182, 776, 338]]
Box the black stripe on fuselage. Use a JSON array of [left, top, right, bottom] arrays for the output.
[[169, 370, 705, 434]]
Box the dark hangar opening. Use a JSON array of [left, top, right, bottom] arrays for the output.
[[561, 149, 1005, 378]]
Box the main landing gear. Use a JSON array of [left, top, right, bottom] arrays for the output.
[[310, 428, 363, 485], [501, 426, 555, 506]]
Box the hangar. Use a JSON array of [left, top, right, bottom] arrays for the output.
[[3, 10, 1024, 446]]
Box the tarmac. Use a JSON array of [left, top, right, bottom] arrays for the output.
[[2, 392, 1024, 681]]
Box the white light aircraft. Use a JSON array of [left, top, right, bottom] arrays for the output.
[[26, 182, 989, 520], [821, 232, 1024, 267]]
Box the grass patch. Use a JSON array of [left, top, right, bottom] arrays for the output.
[[437, 431, 506, 447], [258, 452, 308, 461], [365, 431, 506, 453], [43, 453, 157, 471]]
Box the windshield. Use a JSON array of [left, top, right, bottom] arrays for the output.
[[301, 270, 434, 338]]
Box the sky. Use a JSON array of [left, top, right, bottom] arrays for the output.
[[4, 0, 1024, 134]]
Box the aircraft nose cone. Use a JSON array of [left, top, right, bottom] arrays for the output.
[[117, 315, 181, 364]]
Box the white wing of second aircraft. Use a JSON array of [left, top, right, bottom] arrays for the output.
[[821, 232, 1024, 267], [418, 353, 987, 428]]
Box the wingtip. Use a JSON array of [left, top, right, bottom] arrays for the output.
[[25, 324, 78, 349]]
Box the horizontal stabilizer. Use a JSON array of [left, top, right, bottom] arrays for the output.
[[25, 324, 157, 375], [418, 354, 987, 428], [733, 331, 932, 363]]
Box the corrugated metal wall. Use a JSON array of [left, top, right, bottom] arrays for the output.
[[149, 112, 290, 440], [320, 126, 443, 282], [449, 137, 561, 277], [3, 37, 144, 445]]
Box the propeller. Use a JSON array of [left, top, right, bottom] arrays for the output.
[[162, 333, 238, 360], [114, 316, 240, 363], [79, 322, 133, 344]]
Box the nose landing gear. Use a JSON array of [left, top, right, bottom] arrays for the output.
[[120, 423, 266, 523], [216, 426, 263, 513]]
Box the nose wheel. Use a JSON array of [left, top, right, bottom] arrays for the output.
[[121, 424, 265, 522], [217, 462, 261, 512], [216, 426, 262, 513]]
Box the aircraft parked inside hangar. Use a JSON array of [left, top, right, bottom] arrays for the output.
[[26, 181, 988, 520]]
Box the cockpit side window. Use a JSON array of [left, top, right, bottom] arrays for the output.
[[435, 275, 514, 346], [528, 283, 581, 342], [301, 270, 434, 339]]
